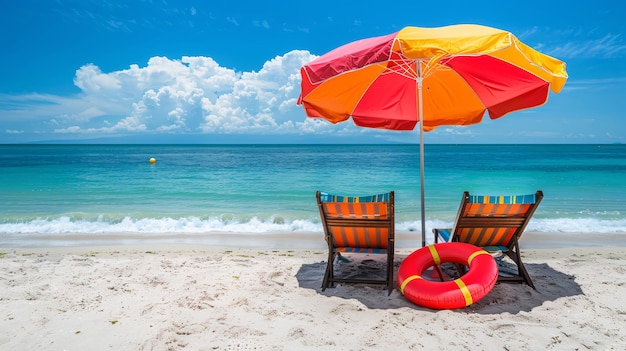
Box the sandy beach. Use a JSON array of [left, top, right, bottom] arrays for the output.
[[1, 232, 626, 350]]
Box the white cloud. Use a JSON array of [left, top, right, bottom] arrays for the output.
[[253, 20, 270, 29], [226, 17, 239, 26], [440, 127, 474, 136], [517, 26, 539, 40], [549, 33, 626, 58], [1, 50, 333, 139], [516, 26, 626, 60], [198, 51, 315, 134]]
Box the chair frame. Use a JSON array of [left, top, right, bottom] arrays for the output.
[[316, 191, 395, 295], [434, 190, 543, 289]]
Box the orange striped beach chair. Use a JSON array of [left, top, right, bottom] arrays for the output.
[[434, 190, 543, 289], [316, 191, 395, 295]]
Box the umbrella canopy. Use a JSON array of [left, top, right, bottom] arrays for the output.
[[298, 24, 568, 246]]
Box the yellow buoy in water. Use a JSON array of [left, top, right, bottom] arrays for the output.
[[149, 158, 156, 164]]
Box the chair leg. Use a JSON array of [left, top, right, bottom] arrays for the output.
[[321, 251, 335, 291], [432, 265, 446, 282], [454, 263, 466, 278], [513, 243, 535, 289], [504, 241, 535, 289], [387, 252, 394, 295], [517, 262, 535, 289]]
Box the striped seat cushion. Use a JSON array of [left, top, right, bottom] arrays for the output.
[[322, 202, 390, 219], [320, 192, 392, 250], [456, 227, 517, 247], [319, 192, 391, 203], [468, 194, 537, 205], [458, 193, 537, 247]]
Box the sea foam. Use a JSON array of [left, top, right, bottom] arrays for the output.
[[1, 216, 625, 235]]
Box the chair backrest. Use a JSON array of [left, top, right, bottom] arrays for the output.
[[452, 190, 543, 248], [316, 191, 394, 250]]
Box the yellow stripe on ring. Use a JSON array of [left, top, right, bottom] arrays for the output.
[[454, 279, 473, 306], [467, 249, 489, 265], [427, 245, 441, 265], [400, 275, 422, 295]]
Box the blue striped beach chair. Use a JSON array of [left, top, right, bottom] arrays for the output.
[[434, 190, 543, 288], [316, 191, 395, 295]]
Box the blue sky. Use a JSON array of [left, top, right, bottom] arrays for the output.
[[1, 0, 624, 144]]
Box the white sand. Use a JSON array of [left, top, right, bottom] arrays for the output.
[[1, 240, 626, 350]]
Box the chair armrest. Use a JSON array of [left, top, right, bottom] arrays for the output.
[[433, 228, 452, 243]]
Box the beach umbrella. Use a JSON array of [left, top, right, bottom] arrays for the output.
[[297, 24, 567, 247]]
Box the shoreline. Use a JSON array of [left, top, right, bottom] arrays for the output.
[[2, 239, 626, 349], [2, 230, 626, 250]]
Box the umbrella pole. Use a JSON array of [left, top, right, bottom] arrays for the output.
[[418, 77, 426, 248]]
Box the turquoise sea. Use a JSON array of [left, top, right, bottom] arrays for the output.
[[1, 144, 625, 247]]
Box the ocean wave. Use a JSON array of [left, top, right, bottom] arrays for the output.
[[1, 215, 626, 235], [0, 215, 320, 235], [399, 218, 626, 234]]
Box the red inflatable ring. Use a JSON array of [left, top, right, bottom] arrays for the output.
[[397, 242, 498, 310]]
